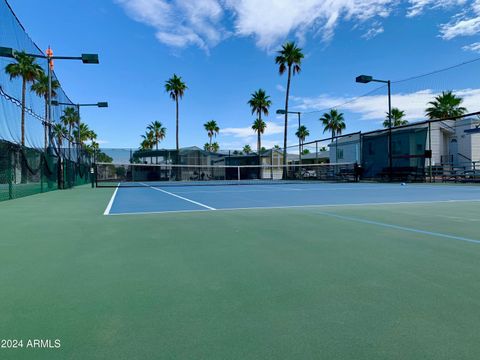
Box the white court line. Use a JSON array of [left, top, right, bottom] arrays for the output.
[[140, 183, 216, 211], [103, 184, 120, 215], [316, 211, 480, 245], [106, 198, 480, 216]]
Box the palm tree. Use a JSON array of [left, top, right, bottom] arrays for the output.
[[275, 41, 304, 169], [320, 109, 346, 140], [210, 142, 219, 153], [204, 120, 220, 147], [72, 123, 91, 145], [425, 91, 467, 120], [251, 118, 267, 154], [140, 131, 156, 163], [51, 123, 68, 187], [165, 74, 187, 151], [4, 51, 43, 146], [243, 144, 252, 154], [147, 121, 167, 151], [248, 89, 271, 152], [147, 121, 166, 164], [52, 123, 68, 153], [383, 108, 408, 128], [31, 70, 61, 149], [295, 125, 310, 153], [60, 107, 79, 158]]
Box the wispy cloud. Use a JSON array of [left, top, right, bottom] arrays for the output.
[[115, 0, 227, 51], [407, 0, 466, 17], [116, 0, 480, 51], [463, 42, 480, 52], [293, 88, 480, 121], [438, 0, 480, 40], [362, 23, 384, 39]]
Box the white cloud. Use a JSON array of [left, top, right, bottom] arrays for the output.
[[407, 0, 466, 17], [116, 0, 480, 51], [438, 0, 480, 40], [362, 24, 384, 39], [276, 84, 286, 93], [463, 41, 480, 52], [225, 0, 395, 49], [115, 0, 226, 50], [293, 88, 480, 121]]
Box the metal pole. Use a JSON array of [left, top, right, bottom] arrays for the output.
[[47, 57, 52, 150], [298, 112, 302, 166], [76, 104, 81, 159], [387, 80, 393, 181], [428, 121, 432, 182]]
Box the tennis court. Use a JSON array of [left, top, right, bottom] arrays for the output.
[[105, 182, 480, 216], [1, 182, 480, 359]]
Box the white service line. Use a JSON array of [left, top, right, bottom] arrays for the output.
[[140, 183, 216, 210], [103, 184, 120, 215]]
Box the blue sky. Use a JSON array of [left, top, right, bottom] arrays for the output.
[[7, 0, 480, 151]]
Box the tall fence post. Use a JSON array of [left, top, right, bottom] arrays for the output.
[[428, 121, 433, 183]]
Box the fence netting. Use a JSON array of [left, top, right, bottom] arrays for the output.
[[0, 0, 92, 201]]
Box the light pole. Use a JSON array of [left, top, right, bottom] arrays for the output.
[[0, 46, 99, 150], [52, 100, 107, 171], [277, 109, 302, 165], [52, 100, 107, 146], [356, 75, 392, 180]]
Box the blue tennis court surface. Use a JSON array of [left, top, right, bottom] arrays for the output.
[[104, 183, 480, 215]]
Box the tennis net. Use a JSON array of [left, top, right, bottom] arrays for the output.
[[94, 162, 357, 187]]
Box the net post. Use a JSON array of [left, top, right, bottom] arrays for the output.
[[237, 166, 240, 181]]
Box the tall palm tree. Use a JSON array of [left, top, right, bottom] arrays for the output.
[[31, 70, 60, 149], [383, 108, 408, 128], [204, 120, 220, 146], [295, 125, 310, 153], [60, 107, 79, 158], [4, 51, 43, 146], [251, 118, 267, 154], [165, 74, 187, 151], [320, 109, 346, 140], [425, 91, 467, 120], [248, 89, 271, 154], [243, 144, 252, 154], [275, 41, 304, 169]]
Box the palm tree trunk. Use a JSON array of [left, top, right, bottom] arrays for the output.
[[156, 139, 158, 164], [21, 79, 26, 146], [176, 97, 179, 152], [257, 112, 262, 154], [283, 66, 292, 177]]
